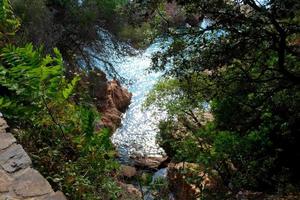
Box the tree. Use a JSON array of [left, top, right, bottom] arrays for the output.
[[10, 0, 130, 76], [144, 0, 300, 196], [0, 0, 20, 46], [0, 2, 122, 199]]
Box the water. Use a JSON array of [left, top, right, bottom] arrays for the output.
[[100, 42, 168, 163]]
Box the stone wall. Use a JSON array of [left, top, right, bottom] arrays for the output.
[[0, 118, 66, 200]]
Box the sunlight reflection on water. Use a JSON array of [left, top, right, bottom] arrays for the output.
[[108, 43, 168, 163]]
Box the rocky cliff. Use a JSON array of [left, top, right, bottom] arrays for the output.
[[97, 79, 132, 132], [80, 69, 132, 132]]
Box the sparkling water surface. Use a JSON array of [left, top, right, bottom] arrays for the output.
[[106, 43, 167, 163]]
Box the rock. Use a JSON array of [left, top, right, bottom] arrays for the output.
[[0, 132, 16, 150], [0, 117, 9, 133], [97, 80, 132, 132], [0, 197, 19, 200], [85, 68, 109, 101], [79, 69, 131, 132], [167, 162, 224, 200], [236, 190, 264, 200], [118, 182, 142, 199], [97, 107, 122, 132], [134, 156, 168, 169], [0, 144, 32, 173], [0, 170, 12, 192], [125, 184, 141, 197], [0, 117, 67, 199], [107, 80, 132, 113], [152, 168, 167, 183], [43, 191, 67, 200], [13, 168, 53, 197], [264, 194, 300, 200], [120, 165, 137, 178]]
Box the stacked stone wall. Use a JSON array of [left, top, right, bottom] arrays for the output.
[[0, 118, 66, 200]]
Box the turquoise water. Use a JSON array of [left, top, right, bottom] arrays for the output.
[[110, 43, 167, 163], [94, 35, 168, 162]]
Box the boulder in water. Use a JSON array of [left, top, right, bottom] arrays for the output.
[[133, 156, 168, 169]]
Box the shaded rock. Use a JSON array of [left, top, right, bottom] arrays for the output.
[[152, 168, 167, 183], [0, 144, 32, 173], [0, 170, 12, 192], [167, 162, 224, 200], [236, 190, 264, 200], [134, 156, 168, 169], [0, 132, 16, 150], [0, 118, 67, 199], [118, 182, 142, 199], [264, 194, 300, 200], [98, 107, 123, 132], [0, 117, 8, 133], [13, 168, 53, 197], [79, 69, 131, 132], [107, 80, 132, 113], [120, 165, 137, 178], [85, 68, 108, 101]]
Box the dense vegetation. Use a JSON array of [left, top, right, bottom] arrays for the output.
[[11, 0, 128, 70], [0, 0, 132, 199], [1, 0, 299, 199], [140, 0, 300, 198]]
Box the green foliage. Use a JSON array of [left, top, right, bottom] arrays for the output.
[[0, 0, 20, 43], [94, 0, 127, 18], [144, 0, 300, 197], [0, 2, 123, 199], [150, 177, 170, 200], [10, 0, 133, 73], [0, 43, 121, 199], [118, 22, 152, 48], [0, 44, 64, 120]]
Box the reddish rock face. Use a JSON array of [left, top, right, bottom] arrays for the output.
[[97, 80, 132, 132], [107, 80, 132, 113], [81, 68, 132, 132], [167, 162, 223, 200]]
